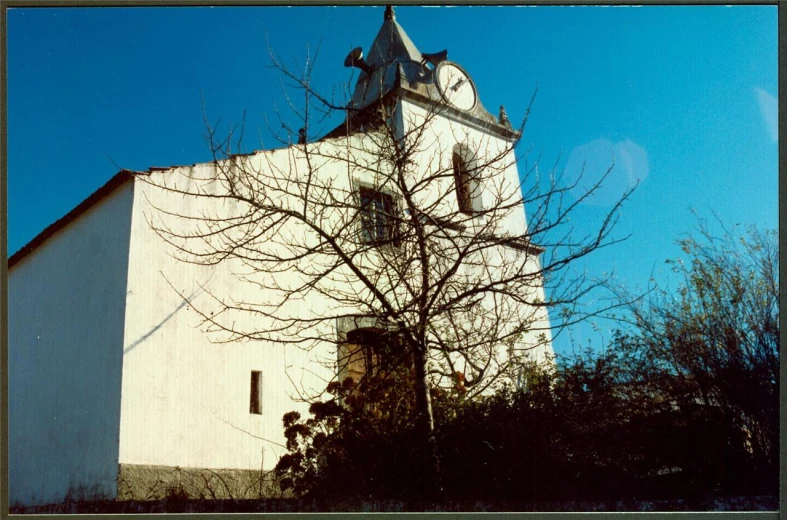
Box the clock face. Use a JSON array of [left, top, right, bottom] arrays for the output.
[[435, 62, 477, 112]]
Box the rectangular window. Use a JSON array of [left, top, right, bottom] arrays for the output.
[[249, 370, 262, 415], [359, 187, 399, 246]]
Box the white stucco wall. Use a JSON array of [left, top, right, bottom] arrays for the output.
[[117, 160, 337, 473], [9, 181, 135, 507], [398, 99, 529, 236]]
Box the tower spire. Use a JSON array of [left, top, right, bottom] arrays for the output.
[[348, 5, 421, 110]]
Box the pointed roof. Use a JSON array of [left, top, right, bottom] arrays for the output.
[[334, 7, 516, 141], [365, 6, 422, 69], [349, 6, 423, 110]]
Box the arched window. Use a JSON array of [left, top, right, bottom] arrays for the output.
[[452, 146, 481, 214]]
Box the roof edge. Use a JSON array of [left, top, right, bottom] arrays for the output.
[[8, 142, 344, 269], [9, 170, 135, 269], [323, 87, 520, 142]]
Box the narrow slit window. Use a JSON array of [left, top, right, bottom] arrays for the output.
[[250, 370, 262, 415]]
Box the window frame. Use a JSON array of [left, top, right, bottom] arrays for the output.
[[357, 185, 401, 247]]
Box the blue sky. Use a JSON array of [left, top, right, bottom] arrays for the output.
[[7, 5, 778, 356]]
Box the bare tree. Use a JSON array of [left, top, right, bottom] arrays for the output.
[[136, 14, 632, 491]]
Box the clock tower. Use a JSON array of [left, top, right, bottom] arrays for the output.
[[330, 5, 554, 370], [330, 5, 517, 143]]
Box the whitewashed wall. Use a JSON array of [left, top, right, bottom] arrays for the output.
[[398, 100, 528, 236], [9, 182, 135, 507], [117, 157, 338, 473]]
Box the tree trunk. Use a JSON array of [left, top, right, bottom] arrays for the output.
[[412, 345, 441, 497]]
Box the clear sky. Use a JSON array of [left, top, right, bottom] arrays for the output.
[[7, 5, 778, 357]]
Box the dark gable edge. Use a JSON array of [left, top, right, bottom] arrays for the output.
[[8, 170, 135, 269]]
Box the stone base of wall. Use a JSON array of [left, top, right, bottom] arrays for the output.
[[117, 463, 287, 500]]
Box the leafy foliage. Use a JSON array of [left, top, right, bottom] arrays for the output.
[[274, 224, 778, 502], [275, 364, 429, 500], [623, 223, 779, 491]]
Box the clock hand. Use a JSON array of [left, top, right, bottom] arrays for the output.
[[451, 78, 467, 92]]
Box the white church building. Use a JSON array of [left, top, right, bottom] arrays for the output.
[[9, 7, 553, 507]]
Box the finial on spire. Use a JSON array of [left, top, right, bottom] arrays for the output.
[[384, 5, 395, 21]]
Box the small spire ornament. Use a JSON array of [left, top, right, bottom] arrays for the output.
[[499, 105, 512, 128]]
